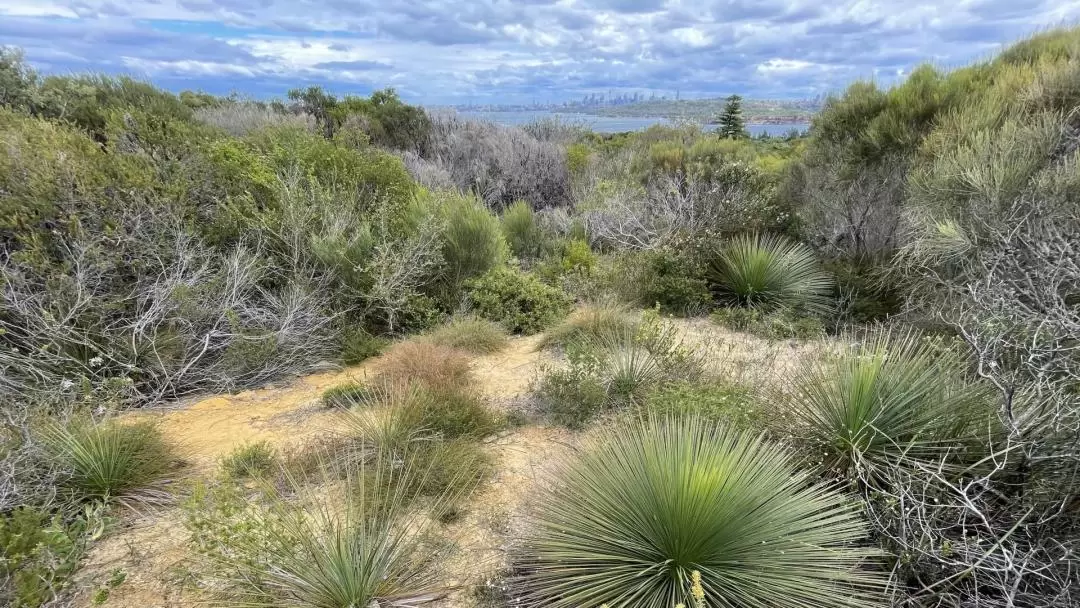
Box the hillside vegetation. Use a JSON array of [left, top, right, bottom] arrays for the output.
[[1, 28, 1078, 608]]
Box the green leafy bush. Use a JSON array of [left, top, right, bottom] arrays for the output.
[[602, 248, 711, 316], [708, 233, 832, 313], [339, 327, 388, 365], [641, 381, 762, 431], [219, 441, 277, 479], [533, 348, 609, 430], [465, 267, 572, 335], [1, 508, 84, 608], [426, 317, 509, 354], [44, 419, 173, 505], [786, 330, 994, 481], [711, 306, 825, 340], [516, 416, 884, 608], [536, 311, 703, 427]]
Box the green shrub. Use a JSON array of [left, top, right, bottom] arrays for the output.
[[708, 233, 832, 313], [501, 200, 547, 262], [220, 441, 277, 479], [602, 249, 711, 316], [465, 267, 572, 335], [440, 194, 507, 300], [533, 357, 609, 430], [641, 381, 762, 431], [786, 330, 994, 481], [44, 419, 173, 505], [339, 327, 388, 365], [566, 143, 590, 176], [516, 416, 884, 607], [1, 507, 84, 608], [711, 306, 825, 340], [426, 317, 509, 355]]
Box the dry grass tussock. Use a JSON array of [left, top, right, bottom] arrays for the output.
[[376, 341, 474, 390]]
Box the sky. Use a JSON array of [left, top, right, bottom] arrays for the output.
[[2, 0, 1079, 105]]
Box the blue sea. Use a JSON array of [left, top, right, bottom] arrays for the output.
[[456, 110, 806, 136]]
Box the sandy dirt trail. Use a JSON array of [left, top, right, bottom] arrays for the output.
[[77, 334, 569, 608]]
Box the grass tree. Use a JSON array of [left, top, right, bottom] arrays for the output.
[[516, 416, 884, 608], [786, 329, 995, 482], [708, 232, 833, 313]]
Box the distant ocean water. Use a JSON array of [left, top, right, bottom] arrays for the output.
[[456, 110, 807, 136]]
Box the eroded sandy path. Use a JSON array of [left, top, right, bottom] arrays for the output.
[[77, 334, 564, 608]]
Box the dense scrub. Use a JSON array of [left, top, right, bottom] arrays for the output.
[[2, 27, 1080, 608]]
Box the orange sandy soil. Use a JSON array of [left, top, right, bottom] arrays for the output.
[[73, 319, 820, 607]]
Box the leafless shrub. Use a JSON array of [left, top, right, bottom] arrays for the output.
[[398, 150, 455, 191], [882, 179, 1080, 605], [425, 114, 571, 210], [584, 168, 774, 250], [195, 103, 316, 136], [794, 152, 908, 260], [522, 116, 588, 144]]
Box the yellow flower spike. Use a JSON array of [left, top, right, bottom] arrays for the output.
[[690, 570, 706, 608]]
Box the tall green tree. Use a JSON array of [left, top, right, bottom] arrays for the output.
[[717, 94, 748, 139]]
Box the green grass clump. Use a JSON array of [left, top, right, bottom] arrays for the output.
[[708, 233, 832, 313], [44, 419, 173, 505], [219, 441, 277, 479], [786, 330, 994, 481], [426, 317, 509, 355], [711, 306, 825, 340], [322, 382, 374, 409], [539, 302, 638, 351], [516, 416, 884, 607]]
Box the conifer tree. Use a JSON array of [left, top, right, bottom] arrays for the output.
[[717, 94, 748, 139]]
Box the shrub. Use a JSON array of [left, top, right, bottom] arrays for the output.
[[339, 327, 388, 365], [533, 357, 609, 430], [707, 233, 832, 313], [220, 441, 277, 479], [426, 317, 509, 355], [44, 419, 173, 505], [711, 306, 825, 340], [786, 330, 994, 481], [641, 381, 762, 432], [501, 200, 548, 262], [439, 194, 508, 300], [465, 267, 572, 335], [186, 445, 470, 608], [425, 115, 572, 210], [376, 341, 474, 391], [515, 416, 884, 607], [0, 507, 84, 608]]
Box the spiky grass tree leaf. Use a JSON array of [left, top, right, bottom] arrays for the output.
[[708, 233, 833, 313], [787, 329, 995, 481], [44, 419, 174, 507], [516, 416, 885, 608]]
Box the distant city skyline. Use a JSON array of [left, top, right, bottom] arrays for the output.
[[3, 1, 1079, 104]]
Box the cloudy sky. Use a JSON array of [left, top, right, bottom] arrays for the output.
[[3, 0, 1078, 104]]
